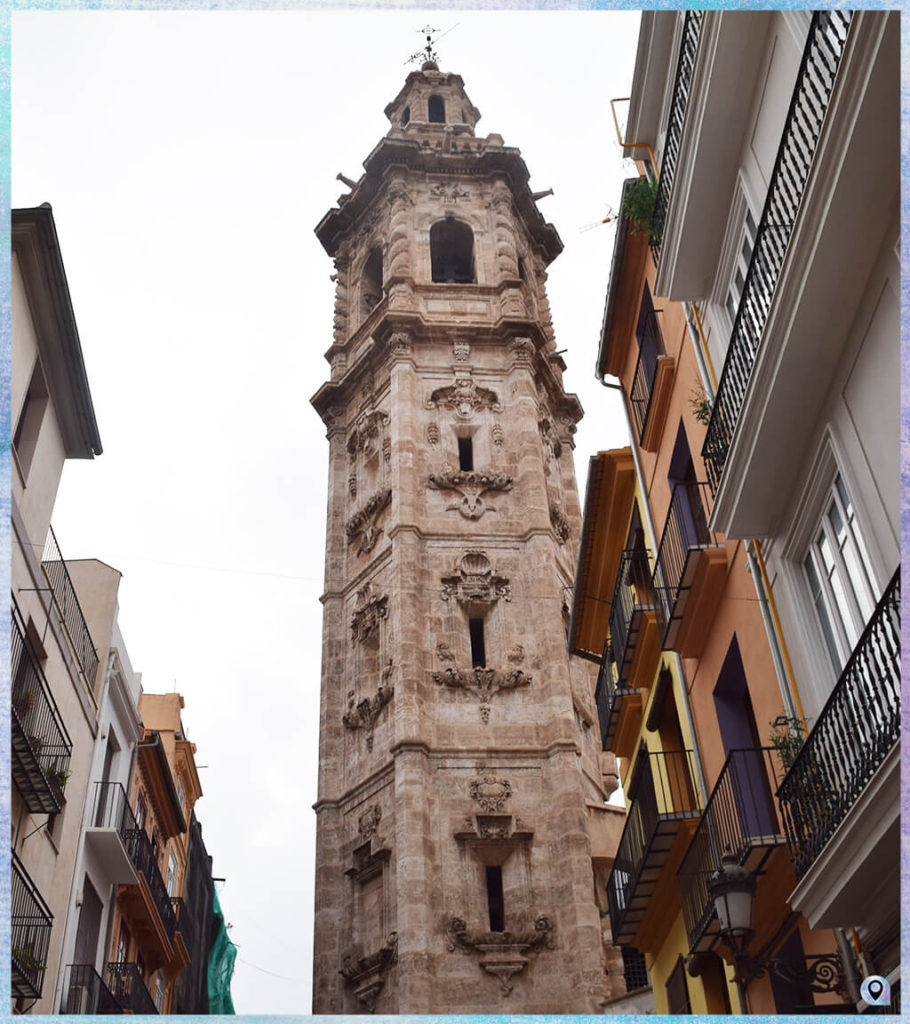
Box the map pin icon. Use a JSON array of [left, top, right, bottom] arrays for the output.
[[868, 980, 883, 1000]]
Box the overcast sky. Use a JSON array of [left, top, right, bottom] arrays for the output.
[[11, 7, 637, 1012]]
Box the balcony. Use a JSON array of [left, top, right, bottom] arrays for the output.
[[42, 524, 100, 687], [11, 851, 53, 1001], [90, 783, 177, 966], [652, 481, 726, 657], [610, 548, 660, 685], [594, 640, 641, 760], [649, 10, 704, 265], [61, 964, 123, 1014], [777, 571, 900, 926], [11, 606, 73, 815], [106, 962, 159, 1014], [607, 748, 702, 946], [702, 11, 855, 497], [678, 747, 787, 953]]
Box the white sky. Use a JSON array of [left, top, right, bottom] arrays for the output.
[[11, 8, 637, 1012]]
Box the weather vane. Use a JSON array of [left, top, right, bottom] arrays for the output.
[[406, 24, 441, 66]]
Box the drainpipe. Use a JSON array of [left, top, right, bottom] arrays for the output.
[[837, 928, 862, 1004], [599, 376, 708, 804]]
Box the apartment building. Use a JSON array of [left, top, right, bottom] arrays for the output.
[[571, 9, 899, 1014]]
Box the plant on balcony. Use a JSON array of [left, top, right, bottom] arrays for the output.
[[769, 715, 806, 774], [622, 177, 658, 237], [689, 383, 712, 426], [12, 687, 36, 718], [12, 941, 47, 974], [43, 762, 71, 790]]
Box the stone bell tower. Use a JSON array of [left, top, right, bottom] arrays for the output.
[[310, 55, 613, 1014]]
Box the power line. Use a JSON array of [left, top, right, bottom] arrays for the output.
[[235, 957, 309, 985]]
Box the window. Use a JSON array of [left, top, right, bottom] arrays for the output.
[[166, 850, 178, 897], [665, 955, 692, 1014], [361, 247, 383, 317], [803, 473, 877, 672], [485, 866, 505, 931], [13, 359, 49, 479], [724, 204, 757, 327], [469, 618, 486, 667], [428, 94, 445, 123], [175, 776, 185, 814], [457, 436, 473, 472], [154, 972, 165, 1012], [401, 105, 410, 126], [430, 219, 475, 283], [116, 920, 131, 964], [134, 793, 147, 833], [621, 946, 649, 992]]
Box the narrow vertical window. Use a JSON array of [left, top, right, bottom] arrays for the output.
[[428, 94, 445, 123], [469, 618, 485, 667], [13, 359, 49, 479], [458, 436, 473, 471], [401, 106, 410, 126], [486, 866, 505, 931]]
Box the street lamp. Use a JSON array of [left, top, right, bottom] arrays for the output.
[[707, 847, 845, 996]]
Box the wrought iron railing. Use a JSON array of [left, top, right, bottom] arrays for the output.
[[91, 782, 177, 941], [629, 307, 665, 440], [11, 850, 53, 1000], [610, 548, 657, 682], [41, 524, 100, 687], [61, 963, 124, 1014], [607, 749, 702, 938], [11, 604, 73, 813], [171, 895, 194, 951], [702, 11, 854, 493], [650, 10, 705, 262], [106, 962, 158, 1014], [594, 639, 633, 751], [651, 480, 715, 635], [678, 747, 785, 950], [777, 569, 900, 881]]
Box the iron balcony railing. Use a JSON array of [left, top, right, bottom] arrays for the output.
[[42, 524, 100, 687], [11, 604, 73, 814], [61, 964, 124, 1014], [777, 569, 900, 881], [678, 747, 786, 951], [106, 962, 159, 1014], [607, 749, 702, 940], [594, 639, 637, 752], [171, 895, 194, 951], [91, 782, 178, 942], [11, 850, 54, 1000], [610, 548, 657, 683], [651, 480, 716, 637], [629, 308, 666, 441], [650, 10, 705, 262], [702, 11, 854, 493]]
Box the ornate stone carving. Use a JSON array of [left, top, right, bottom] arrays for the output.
[[426, 421, 440, 448], [539, 419, 562, 462], [358, 804, 382, 841], [445, 916, 555, 995], [389, 331, 412, 356], [430, 183, 470, 203], [340, 933, 398, 1012], [549, 502, 570, 545], [435, 641, 456, 662], [348, 472, 357, 498], [347, 409, 389, 460], [441, 551, 511, 605], [508, 336, 535, 362], [452, 340, 471, 362], [350, 583, 389, 646], [433, 666, 532, 721], [469, 776, 511, 812], [491, 422, 504, 449], [343, 677, 393, 751], [427, 468, 513, 520], [427, 378, 503, 420], [507, 643, 525, 665], [345, 488, 392, 556]]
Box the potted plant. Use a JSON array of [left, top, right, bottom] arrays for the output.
[[621, 176, 658, 237], [44, 761, 71, 791], [689, 382, 713, 425]]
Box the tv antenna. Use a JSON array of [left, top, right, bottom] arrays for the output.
[[580, 205, 616, 233]]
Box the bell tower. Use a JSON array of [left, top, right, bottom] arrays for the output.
[[311, 54, 612, 1014]]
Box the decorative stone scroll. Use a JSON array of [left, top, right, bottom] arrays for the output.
[[432, 666, 532, 722], [343, 679, 393, 751], [358, 804, 382, 841], [445, 916, 555, 995], [469, 776, 511, 813], [345, 488, 392, 556], [539, 419, 562, 462], [427, 468, 513, 520], [340, 933, 398, 1012], [441, 551, 511, 605], [427, 378, 503, 420], [549, 502, 571, 545], [430, 183, 470, 203], [350, 583, 389, 647], [452, 340, 471, 363]]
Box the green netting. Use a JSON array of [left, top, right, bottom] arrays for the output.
[[207, 885, 237, 1014]]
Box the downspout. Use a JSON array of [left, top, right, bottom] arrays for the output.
[[599, 376, 708, 804]]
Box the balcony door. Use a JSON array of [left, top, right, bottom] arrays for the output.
[[73, 877, 102, 970], [667, 421, 707, 555]]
